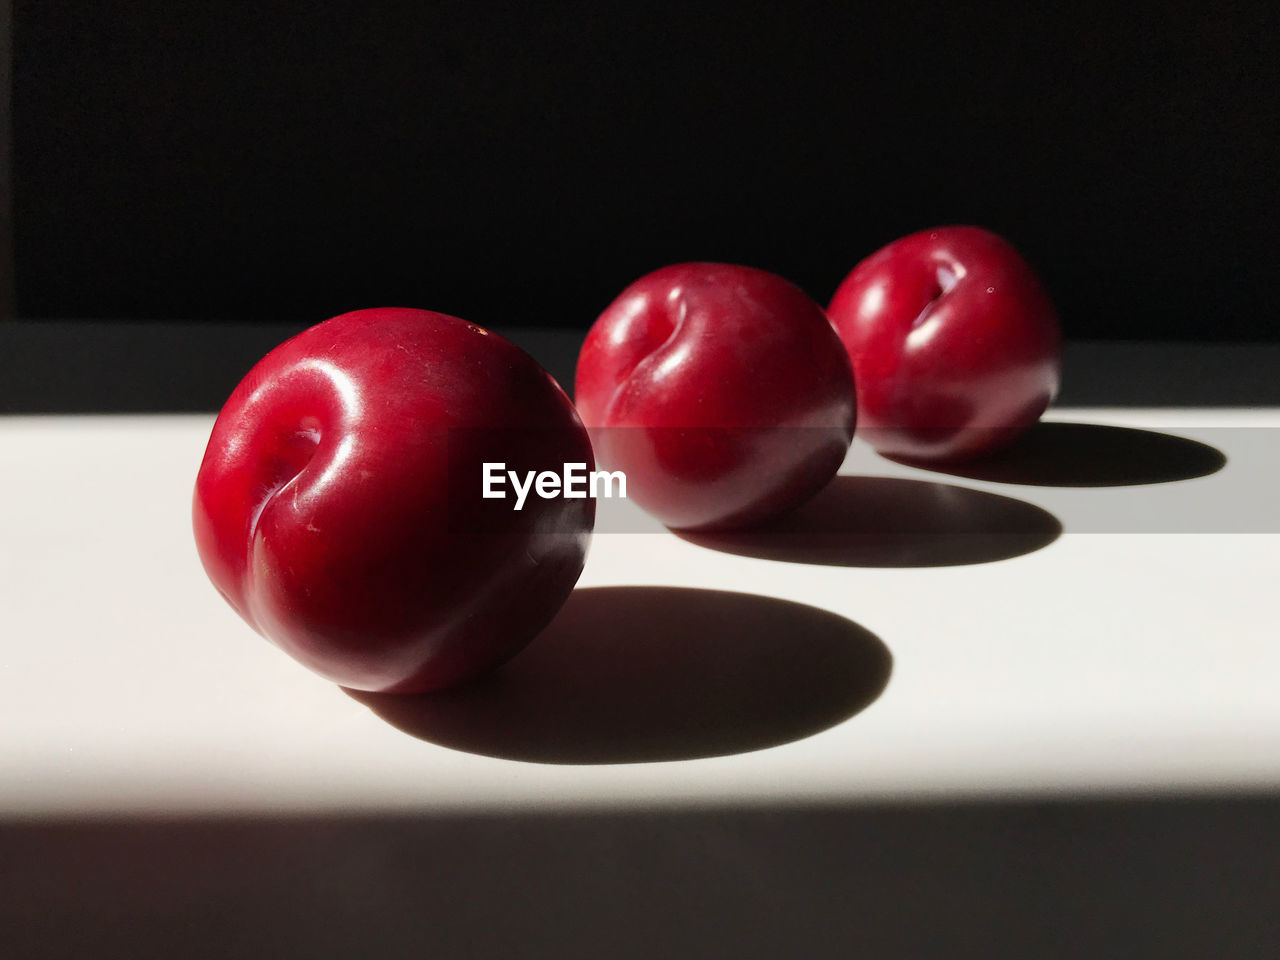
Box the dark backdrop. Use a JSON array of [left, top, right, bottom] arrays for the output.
[[11, 2, 1278, 339]]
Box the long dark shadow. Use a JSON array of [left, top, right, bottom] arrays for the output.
[[893, 421, 1227, 487], [347, 586, 891, 764], [678, 476, 1061, 567]]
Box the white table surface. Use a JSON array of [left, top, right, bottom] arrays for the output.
[[1, 408, 1277, 819]]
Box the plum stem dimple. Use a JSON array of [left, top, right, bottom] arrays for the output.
[[913, 262, 963, 330], [246, 425, 322, 549], [604, 290, 688, 413], [934, 264, 959, 297]]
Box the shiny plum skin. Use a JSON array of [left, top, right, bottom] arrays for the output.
[[828, 226, 1061, 463], [575, 263, 856, 531], [194, 308, 594, 694]]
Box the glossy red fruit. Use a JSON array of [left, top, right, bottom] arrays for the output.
[[194, 308, 594, 694], [827, 226, 1061, 463], [575, 263, 855, 531]]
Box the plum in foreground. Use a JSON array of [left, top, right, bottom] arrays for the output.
[[194, 308, 594, 693]]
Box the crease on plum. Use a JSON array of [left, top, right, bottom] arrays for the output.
[[603, 290, 690, 423], [243, 426, 322, 604]]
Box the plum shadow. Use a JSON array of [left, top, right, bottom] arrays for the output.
[[345, 586, 891, 765], [677, 476, 1061, 567], [892, 421, 1227, 487]]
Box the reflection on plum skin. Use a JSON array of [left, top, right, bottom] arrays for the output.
[[677, 476, 1061, 567], [346, 586, 891, 765], [891, 421, 1227, 487]]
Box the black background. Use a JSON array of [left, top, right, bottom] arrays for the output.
[[11, 2, 1278, 340]]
